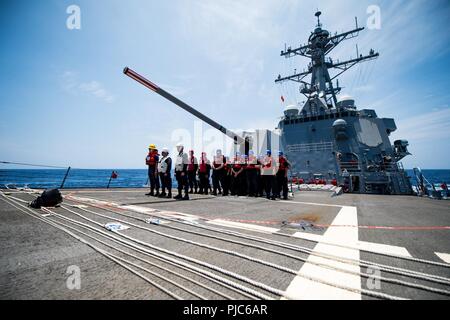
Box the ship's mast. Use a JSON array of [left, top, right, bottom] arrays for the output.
[[275, 11, 379, 108]]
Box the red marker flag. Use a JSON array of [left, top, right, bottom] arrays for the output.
[[281, 96, 285, 103], [107, 171, 118, 189]]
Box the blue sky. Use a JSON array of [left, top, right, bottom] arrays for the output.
[[0, 0, 449, 169]]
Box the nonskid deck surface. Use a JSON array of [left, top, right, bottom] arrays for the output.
[[0, 188, 449, 300]]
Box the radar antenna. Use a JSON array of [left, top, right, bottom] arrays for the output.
[[275, 12, 379, 108]]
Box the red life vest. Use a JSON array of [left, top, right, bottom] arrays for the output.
[[213, 156, 226, 169], [199, 153, 208, 173], [263, 156, 272, 169], [146, 151, 157, 166], [200, 160, 207, 173], [278, 156, 288, 171], [188, 156, 195, 172], [247, 156, 257, 169]]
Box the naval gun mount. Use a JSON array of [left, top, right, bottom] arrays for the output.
[[123, 67, 279, 156]]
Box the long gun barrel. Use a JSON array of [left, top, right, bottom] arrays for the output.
[[123, 67, 245, 144]]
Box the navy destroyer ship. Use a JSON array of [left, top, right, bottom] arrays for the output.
[[1, 10, 449, 303]]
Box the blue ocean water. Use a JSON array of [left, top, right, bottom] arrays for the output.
[[0, 168, 449, 189], [405, 169, 450, 187], [0, 169, 151, 189]]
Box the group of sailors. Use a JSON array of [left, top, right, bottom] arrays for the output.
[[145, 143, 291, 201]]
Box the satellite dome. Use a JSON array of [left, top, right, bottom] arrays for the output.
[[337, 95, 354, 102], [332, 119, 347, 127], [337, 95, 356, 109], [333, 119, 348, 140], [284, 104, 299, 117]]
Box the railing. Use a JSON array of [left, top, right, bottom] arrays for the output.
[[359, 161, 406, 173], [0, 161, 145, 189], [339, 161, 360, 171], [286, 141, 334, 153], [381, 162, 403, 172]]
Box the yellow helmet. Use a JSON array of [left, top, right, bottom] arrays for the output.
[[149, 144, 156, 149]]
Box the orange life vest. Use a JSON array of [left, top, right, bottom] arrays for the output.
[[146, 151, 157, 166]]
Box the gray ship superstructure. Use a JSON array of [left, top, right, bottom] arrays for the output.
[[275, 12, 412, 195]]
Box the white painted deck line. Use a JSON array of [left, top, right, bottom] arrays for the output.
[[119, 205, 159, 214], [207, 219, 280, 234], [66, 190, 162, 193], [279, 199, 343, 208], [292, 232, 412, 257], [435, 252, 450, 264], [283, 206, 362, 300]]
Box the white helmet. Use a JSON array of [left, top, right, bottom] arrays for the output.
[[161, 147, 169, 154], [176, 142, 184, 152]]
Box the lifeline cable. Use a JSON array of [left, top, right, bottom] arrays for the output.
[[15, 191, 449, 287], [0, 194, 183, 300], [1, 194, 264, 300], [65, 193, 450, 269], [65, 202, 450, 296], [55, 202, 407, 299], [65, 195, 450, 286], [47, 211, 256, 300], [6, 191, 447, 299], [1, 194, 277, 300], [49, 205, 286, 299], [1, 194, 261, 300], [39, 211, 210, 300], [49, 216, 237, 300]]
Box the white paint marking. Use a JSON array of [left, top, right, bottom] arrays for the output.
[[283, 206, 361, 300], [65, 190, 152, 193], [279, 199, 343, 208], [292, 232, 412, 257], [119, 205, 158, 215], [435, 252, 450, 264], [70, 205, 89, 209], [207, 219, 280, 234]]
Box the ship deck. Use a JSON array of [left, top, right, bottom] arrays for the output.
[[1, 188, 449, 300]]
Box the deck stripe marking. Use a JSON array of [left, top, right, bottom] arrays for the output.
[[435, 252, 450, 264], [291, 232, 412, 257], [279, 200, 343, 208], [207, 219, 280, 234], [283, 206, 362, 300]]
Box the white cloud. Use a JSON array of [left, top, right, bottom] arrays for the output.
[[61, 71, 116, 103], [176, 0, 294, 96], [353, 84, 375, 93], [393, 107, 450, 142]]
